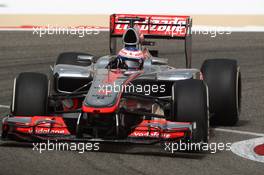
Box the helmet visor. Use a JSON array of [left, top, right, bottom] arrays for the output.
[[118, 56, 142, 69]]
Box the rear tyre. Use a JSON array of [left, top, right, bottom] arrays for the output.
[[12, 72, 48, 116], [171, 79, 209, 143], [201, 59, 241, 126], [56, 52, 93, 66]]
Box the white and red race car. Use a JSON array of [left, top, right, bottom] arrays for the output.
[[1, 14, 241, 149]]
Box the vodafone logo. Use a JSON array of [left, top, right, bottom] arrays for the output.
[[129, 131, 171, 138], [28, 128, 66, 134]]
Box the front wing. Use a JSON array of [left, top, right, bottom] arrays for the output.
[[1, 115, 195, 144]]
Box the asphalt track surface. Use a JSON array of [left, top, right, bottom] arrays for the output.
[[0, 31, 263, 175]]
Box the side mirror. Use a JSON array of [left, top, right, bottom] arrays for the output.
[[151, 57, 168, 65], [77, 55, 95, 65]]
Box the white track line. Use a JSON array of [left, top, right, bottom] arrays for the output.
[[0, 105, 10, 109], [214, 128, 264, 137]]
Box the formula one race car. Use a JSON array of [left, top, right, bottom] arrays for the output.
[[1, 14, 241, 146]]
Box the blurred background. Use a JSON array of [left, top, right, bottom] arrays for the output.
[[0, 0, 263, 28]]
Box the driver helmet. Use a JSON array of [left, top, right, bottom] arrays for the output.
[[117, 47, 144, 70]]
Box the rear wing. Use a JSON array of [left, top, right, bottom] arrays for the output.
[[109, 14, 192, 68]]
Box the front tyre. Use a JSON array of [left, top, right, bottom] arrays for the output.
[[201, 59, 241, 126], [171, 79, 209, 143], [12, 72, 48, 116]]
